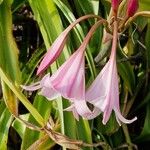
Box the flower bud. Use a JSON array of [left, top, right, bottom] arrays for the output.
[[127, 0, 139, 17], [111, 0, 120, 12]]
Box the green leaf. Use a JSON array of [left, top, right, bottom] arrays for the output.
[[0, 0, 20, 115], [139, 0, 150, 11], [21, 95, 52, 150], [135, 102, 150, 142], [145, 22, 150, 69], [118, 62, 135, 94], [117, 46, 135, 94], [12, 0, 27, 12], [94, 114, 119, 135], [0, 100, 6, 115], [21, 45, 46, 84], [0, 108, 13, 150], [12, 114, 29, 139], [0, 0, 3, 5], [27, 134, 55, 150], [0, 67, 45, 127], [76, 119, 93, 150]]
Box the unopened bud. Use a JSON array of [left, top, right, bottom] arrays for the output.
[[112, 0, 120, 12], [127, 0, 139, 17]]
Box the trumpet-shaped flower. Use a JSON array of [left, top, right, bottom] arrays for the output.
[[86, 51, 137, 125], [86, 21, 137, 125], [22, 20, 103, 120], [23, 49, 92, 120]]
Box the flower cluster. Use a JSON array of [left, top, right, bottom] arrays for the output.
[[22, 0, 140, 125]]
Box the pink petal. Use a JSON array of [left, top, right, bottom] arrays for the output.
[[64, 104, 80, 120], [86, 56, 137, 125], [39, 86, 60, 100], [50, 49, 85, 101], [37, 31, 68, 75], [102, 60, 119, 124], [114, 108, 137, 126], [86, 59, 114, 112], [74, 100, 94, 119], [64, 101, 101, 120], [21, 82, 41, 91], [38, 73, 61, 100], [84, 107, 101, 120]]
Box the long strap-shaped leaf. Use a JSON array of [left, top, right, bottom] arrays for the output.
[[0, 67, 45, 126], [0, 0, 20, 115], [0, 1, 20, 148]]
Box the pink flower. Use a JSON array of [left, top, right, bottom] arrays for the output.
[[22, 48, 92, 120], [127, 0, 139, 17], [37, 15, 101, 75], [23, 48, 99, 120], [86, 52, 137, 125], [86, 21, 137, 125], [22, 20, 104, 120]]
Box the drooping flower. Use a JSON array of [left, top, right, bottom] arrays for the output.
[[86, 21, 137, 125], [127, 0, 139, 17], [37, 15, 101, 75], [22, 20, 104, 120]]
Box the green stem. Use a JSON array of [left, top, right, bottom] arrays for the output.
[[0, 67, 45, 127], [122, 124, 133, 150], [121, 11, 150, 32]]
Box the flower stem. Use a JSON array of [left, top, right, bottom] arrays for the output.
[[122, 124, 133, 150], [120, 11, 150, 32]]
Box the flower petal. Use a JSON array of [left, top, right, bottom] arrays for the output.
[[37, 31, 68, 75], [64, 101, 101, 120], [50, 49, 85, 101], [114, 108, 137, 125], [38, 73, 61, 100], [86, 59, 113, 112], [64, 104, 80, 120], [21, 82, 41, 91], [102, 60, 119, 124], [39, 86, 60, 100]]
